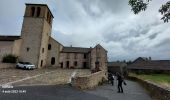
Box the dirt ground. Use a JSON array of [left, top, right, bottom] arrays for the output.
[[0, 68, 91, 86]]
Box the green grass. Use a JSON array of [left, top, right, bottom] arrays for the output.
[[130, 73, 170, 87]]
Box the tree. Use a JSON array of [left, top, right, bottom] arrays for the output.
[[129, 0, 170, 22]]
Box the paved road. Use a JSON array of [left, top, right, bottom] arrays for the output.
[[0, 80, 153, 100], [85, 80, 153, 100]]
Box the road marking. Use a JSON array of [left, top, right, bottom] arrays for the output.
[[0, 70, 56, 86]]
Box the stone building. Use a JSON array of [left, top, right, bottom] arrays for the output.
[[108, 62, 127, 75], [0, 3, 108, 71], [127, 57, 170, 74], [0, 36, 21, 61], [59, 44, 108, 71]]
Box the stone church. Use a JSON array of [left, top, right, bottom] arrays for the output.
[[0, 4, 108, 71]]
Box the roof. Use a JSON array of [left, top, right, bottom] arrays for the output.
[[133, 57, 149, 63], [108, 62, 127, 67], [94, 44, 108, 52], [25, 3, 54, 18], [0, 36, 20, 41], [128, 60, 170, 71], [61, 47, 91, 53]]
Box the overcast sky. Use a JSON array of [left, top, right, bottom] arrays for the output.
[[0, 0, 170, 61]]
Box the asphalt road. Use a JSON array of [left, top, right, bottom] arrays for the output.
[[0, 80, 153, 100]]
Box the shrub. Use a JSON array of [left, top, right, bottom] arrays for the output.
[[2, 54, 18, 63]]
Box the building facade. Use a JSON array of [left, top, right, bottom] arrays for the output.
[[59, 44, 108, 71]]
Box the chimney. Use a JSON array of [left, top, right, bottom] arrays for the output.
[[70, 45, 72, 47], [149, 57, 152, 61]]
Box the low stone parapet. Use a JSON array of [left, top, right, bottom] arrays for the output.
[[0, 63, 15, 69], [72, 71, 107, 89], [128, 76, 170, 100]]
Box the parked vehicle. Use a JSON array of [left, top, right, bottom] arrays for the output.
[[16, 62, 36, 70]]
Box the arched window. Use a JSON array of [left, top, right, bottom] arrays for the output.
[[47, 12, 49, 21], [41, 60, 43, 67], [26, 47, 30, 52], [48, 44, 51, 50], [51, 57, 55, 65], [37, 7, 41, 17], [31, 7, 35, 17], [47, 12, 51, 24]]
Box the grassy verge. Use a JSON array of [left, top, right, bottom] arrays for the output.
[[129, 73, 170, 88]]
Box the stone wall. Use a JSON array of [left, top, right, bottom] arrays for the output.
[[128, 76, 170, 100], [72, 71, 107, 89], [12, 39, 22, 57], [19, 17, 44, 68], [46, 37, 61, 68], [0, 63, 15, 69], [0, 41, 14, 62], [37, 16, 52, 68]]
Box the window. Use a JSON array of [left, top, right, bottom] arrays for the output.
[[41, 60, 43, 67], [51, 57, 55, 65], [66, 61, 69, 68], [26, 47, 30, 52], [31, 7, 35, 17], [47, 12, 52, 24], [84, 54, 87, 59], [60, 62, 63, 68], [48, 44, 51, 50], [37, 7, 41, 17], [47, 12, 49, 19], [74, 61, 77, 66], [47, 12, 50, 22], [83, 62, 87, 69], [42, 48, 44, 53]]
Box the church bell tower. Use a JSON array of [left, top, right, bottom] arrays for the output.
[[19, 4, 54, 68]]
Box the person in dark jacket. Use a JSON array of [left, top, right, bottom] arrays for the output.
[[110, 74, 114, 86], [116, 72, 124, 93], [108, 73, 112, 83]]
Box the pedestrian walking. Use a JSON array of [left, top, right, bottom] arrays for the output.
[[108, 72, 112, 84], [116, 72, 126, 93]]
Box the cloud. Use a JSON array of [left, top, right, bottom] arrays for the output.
[[0, 0, 170, 61]]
